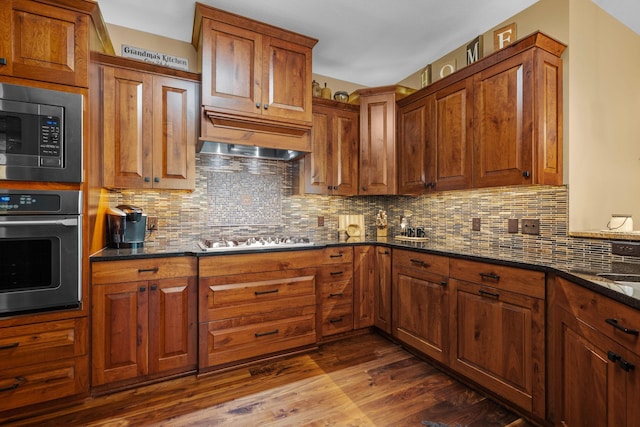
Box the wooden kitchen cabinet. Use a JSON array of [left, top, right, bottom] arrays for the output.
[[449, 258, 546, 419], [0, 0, 90, 87], [358, 85, 414, 195], [194, 3, 317, 149], [96, 54, 198, 190], [198, 250, 320, 370], [353, 245, 376, 329], [317, 247, 354, 338], [550, 277, 640, 426], [392, 250, 450, 363], [0, 318, 88, 412], [374, 246, 392, 333], [297, 98, 359, 195], [91, 257, 197, 388], [397, 32, 564, 192]]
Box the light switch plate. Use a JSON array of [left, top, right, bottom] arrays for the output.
[[472, 218, 481, 231]]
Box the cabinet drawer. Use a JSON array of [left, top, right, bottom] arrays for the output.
[[556, 277, 640, 355], [200, 315, 316, 367], [0, 318, 88, 370], [318, 264, 353, 282], [394, 249, 449, 276], [199, 250, 321, 277], [321, 304, 354, 336], [92, 257, 196, 285], [450, 258, 544, 299], [0, 355, 89, 412], [322, 246, 353, 264], [319, 280, 353, 307]]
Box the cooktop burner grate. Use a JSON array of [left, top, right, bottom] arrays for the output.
[[198, 236, 314, 252]]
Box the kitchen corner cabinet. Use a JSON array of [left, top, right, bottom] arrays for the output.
[[194, 3, 317, 145], [392, 250, 450, 364], [358, 86, 414, 195], [96, 54, 198, 190], [449, 258, 546, 419], [91, 257, 197, 388], [374, 246, 392, 333], [297, 98, 359, 195], [0, 0, 90, 87], [550, 277, 640, 426], [397, 31, 564, 192], [318, 247, 354, 338], [353, 245, 376, 329]]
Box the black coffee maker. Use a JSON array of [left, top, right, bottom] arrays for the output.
[[106, 204, 147, 248]]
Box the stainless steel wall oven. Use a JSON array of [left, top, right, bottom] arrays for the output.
[[0, 189, 81, 316]]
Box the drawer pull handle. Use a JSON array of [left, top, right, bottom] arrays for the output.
[[607, 351, 621, 362], [329, 316, 344, 323], [410, 259, 429, 267], [0, 376, 25, 393], [330, 253, 344, 258], [479, 272, 500, 281], [0, 342, 19, 351], [255, 329, 279, 338], [605, 318, 640, 336], [382, 250, 390, 255], [330, 271, 344, 276], [329, 292, 344, 298], [620, 358, 636, 372], [255, 289, 279, 296], [138, 267, 159, 273], [479, 289, 500, 299], [440, 281, 448, 287]]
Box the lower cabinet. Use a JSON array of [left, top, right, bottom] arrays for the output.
[[373, 246, 392, 333], [198, 250, 321, 370], [392, 250, 450, 363], [0, 318, 88, 411], [551, 277, 640, 427], [91, 257, 197, 388], [449, 258, 545, 419], [318, 247, 354, 338], [353, 245, 376, 329]]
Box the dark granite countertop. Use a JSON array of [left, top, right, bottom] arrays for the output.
[[90, 236, 640, 311]]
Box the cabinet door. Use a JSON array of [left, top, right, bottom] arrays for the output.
[[473, 51, 534, 187], [200, 19, 262, 114], [393, 266, 448, 363], [353, 245, 375, 329], [92, 281, 149, 386], [261, 36, 312, 123], [305, 108, 332, 195], [332, 107, 359, 195], [151, 76, 197, 190], [148, 277, 197, 374], [397, 96, 430, 194], [555, 307, 640, 427], [374, 246, 392, 333], [0, 0, 89, 87], [360, 92, 397, 195], [433, 78, 473, 190], [451, 279, 543, 413], [102, 66, 153, 188]]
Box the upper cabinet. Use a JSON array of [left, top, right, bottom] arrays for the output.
[[297, 98, 359, 196], [193, 3, 317, 153], [358, 86, 414, 195], [95, 54, 199, 190], [397, 32, 565, 193], [0, 0, 91, 87]]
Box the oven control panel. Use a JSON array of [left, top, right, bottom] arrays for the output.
[[0, 190, 80, 215]]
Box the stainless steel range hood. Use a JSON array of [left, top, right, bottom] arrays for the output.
[[197, 141, 303, 161]]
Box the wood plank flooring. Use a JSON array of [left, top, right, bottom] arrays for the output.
[[4, 333, 536, 427]]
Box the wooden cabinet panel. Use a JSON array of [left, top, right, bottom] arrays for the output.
[[305, 109, 331, 194], [92, 257, 197, 285], [394, 250, 449, 277], [321, 304, 354, 336], [0, 0, 89, 87], [374, 246, 392, 333], [398, 96, 429, 194], [353, 245, 375, 329], [198, 250, 321, 277], [98, 56, 198, 190]]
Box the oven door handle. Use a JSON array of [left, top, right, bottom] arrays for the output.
[[0, 219, 78, 227]]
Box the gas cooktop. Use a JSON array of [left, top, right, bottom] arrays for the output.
[[198, 236, 314, 252]]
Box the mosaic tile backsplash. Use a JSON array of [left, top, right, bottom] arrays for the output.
[[110, 154, 630, 271]]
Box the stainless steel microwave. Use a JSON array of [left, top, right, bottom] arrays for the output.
[[0, 82, 83, 183]]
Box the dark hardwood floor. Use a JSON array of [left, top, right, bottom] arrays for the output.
[[4, 333, 536, 426]]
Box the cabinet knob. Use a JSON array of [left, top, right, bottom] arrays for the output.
[[139, 286, 146, 292], [333, 186, 338, 190], [362, 186, 368, 191], [144, 177, 151, 182], [0, 58, 6, 66], [150, 284, 157, 291], [263, 104, 269, 110], [256, 103, 261, 109], [523, 171, 531, 178]]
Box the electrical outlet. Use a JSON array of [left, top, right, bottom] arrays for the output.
[[508, 219, 519, 233], [472, 217, 481, 231], [612, 242, 640, 257], [317, 215, 324, 227], [147, 216, 158, 231], [521, 219, 540, 235]]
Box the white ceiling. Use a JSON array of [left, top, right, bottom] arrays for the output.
[[97, 0, 640, 87]]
